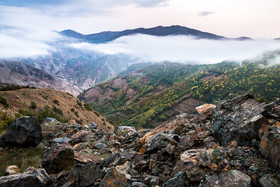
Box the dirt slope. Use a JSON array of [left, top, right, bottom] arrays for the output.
[[0, 88, 113, 132]]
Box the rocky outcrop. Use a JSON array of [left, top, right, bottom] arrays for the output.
[[4, 116, 42, 146], [1, 94, 280, 186], [210, 94, 267, 145], [0, 167, 51, 187], [41, 143, 74, 174]]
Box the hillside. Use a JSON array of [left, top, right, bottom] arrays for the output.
[[61, 25, 227, 43], [0, 87, 113, 132], [0, 60, 81, 96], [79, 52, 280, 128]]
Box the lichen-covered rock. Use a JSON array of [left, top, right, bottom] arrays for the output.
[[201, 170, 251, 187], [4, 116, 42, 146], [114, 126, 137, 137], [260, 125, 280, 168], [0, 167, 51, 187], [259, 174, 280, 187], [162, 172, 187, 187], [66, 162, 105, 187], [5, 165, 20, 175], [71, 130, 94, 144], [210, 94, 267, 145], [99, 168, 129, 187], [41, 143, 74, 174], [196, 104, 216, 115]]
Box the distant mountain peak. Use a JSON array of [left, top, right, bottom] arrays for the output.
[[60, 25, 228, 43]]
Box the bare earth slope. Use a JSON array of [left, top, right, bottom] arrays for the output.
[[0, 88, 113, 132]]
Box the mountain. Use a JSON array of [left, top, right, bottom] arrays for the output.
[[60, 25, 228, 43], [79, 51, 280, 128], [0, 60, 81, 96], [19, 46, 142, 91], [0, 87, 113, 131]]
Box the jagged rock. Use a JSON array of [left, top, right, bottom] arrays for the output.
[[71, 130, 94, 144], [146, 133, 178, 154], [131, 182, 148, 187], [211, 94, 267, 145], [115, 161, 134, 179], [4, 116, 42, 146], [196, 104, 216, 115], [5, 165, 20, 175], [99, 168, 129, 187], [162, 172, 187, 187], [0, 167, 51, 187], [53, 136, 72, 143], [88, 122, 98, 129], [201, 170, 251, 187], [41, 143, 74, 174], [259, 174, 280, 187], [40, 117, 65, 136], [66, 162, 105, 187], [114, 126, 137, 137], [94, 142, 108, 149], [260, 125, 280, 168]]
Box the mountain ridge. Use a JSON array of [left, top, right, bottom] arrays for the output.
[[61, 25, 245, 43]]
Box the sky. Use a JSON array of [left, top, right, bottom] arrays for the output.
[[0, 0, 279, 38]]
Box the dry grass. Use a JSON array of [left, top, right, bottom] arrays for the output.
[[0, 148, 45, 176]]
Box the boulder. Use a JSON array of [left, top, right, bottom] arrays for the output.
[[66, 162, 105, 187], [41, 143, 74, 174], [4, 116, 42, 146], [71, 130, 94, 144], [196, 104, 216, 115], [99, 168, 129, 187], [260, 125, 280, 168], [210, 94, 267, 145], [114, 126, 137, 137], [5, 165, 20, 175], [259, 174, 280, 187], [162, 172, 187, 187], [201, 170, 251, 187], [40, 118, 65, 136], [0, 167, 51, 187]]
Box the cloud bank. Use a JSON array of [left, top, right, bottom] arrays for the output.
[[69, 34, 280, 64], [0, 25, 64, 58]]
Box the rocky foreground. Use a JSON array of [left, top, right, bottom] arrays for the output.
[[0, 94, 280, 186]]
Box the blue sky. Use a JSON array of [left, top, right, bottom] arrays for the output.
[[0, 0, 279, 38]]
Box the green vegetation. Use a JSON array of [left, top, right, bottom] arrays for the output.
[[29, 102, 37, 109], [53, 99, 59, 105], [0, 148, 44, 176], [0, 112, 14, 134], [84, 103, 93, 111], [0, 96, 8, 108], [0, 85, 36, 91], [19, 106, 68, 124], [84, 52, 280, 128]]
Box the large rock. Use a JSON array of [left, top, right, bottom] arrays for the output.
[[260, 125, 280, 168], [4, 116, 42, 146], [259, 174, 280, 187], [196, 104, 216, 115], [66, 162, 105, 187], [114, 126, 137, 137], [41, 143, 74, 174], [0, 167, 51, 187], [201, 170, 251, 187], [99, 168, 129, 187], [210, 94, 267, 145], [71, 130, 94, 144], [40, 118, 65, 137]]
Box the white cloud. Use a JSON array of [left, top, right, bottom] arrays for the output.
[[0, 25, 64, 58], [69, 34, 280, 64]]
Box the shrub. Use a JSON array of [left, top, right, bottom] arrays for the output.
[[84, 103, 93, 111], [29, 102, 37, 109], [52, 106, 63, 116], [0, 112, 14, 134], [77, 100, 82, 107], [74, 111, 79, 117], [0, 96, 8, 108], [0, 148, 44, 176], [0, 85, 35, 91], [70, 108, 75, 112], [53, 99, 59, 105]]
